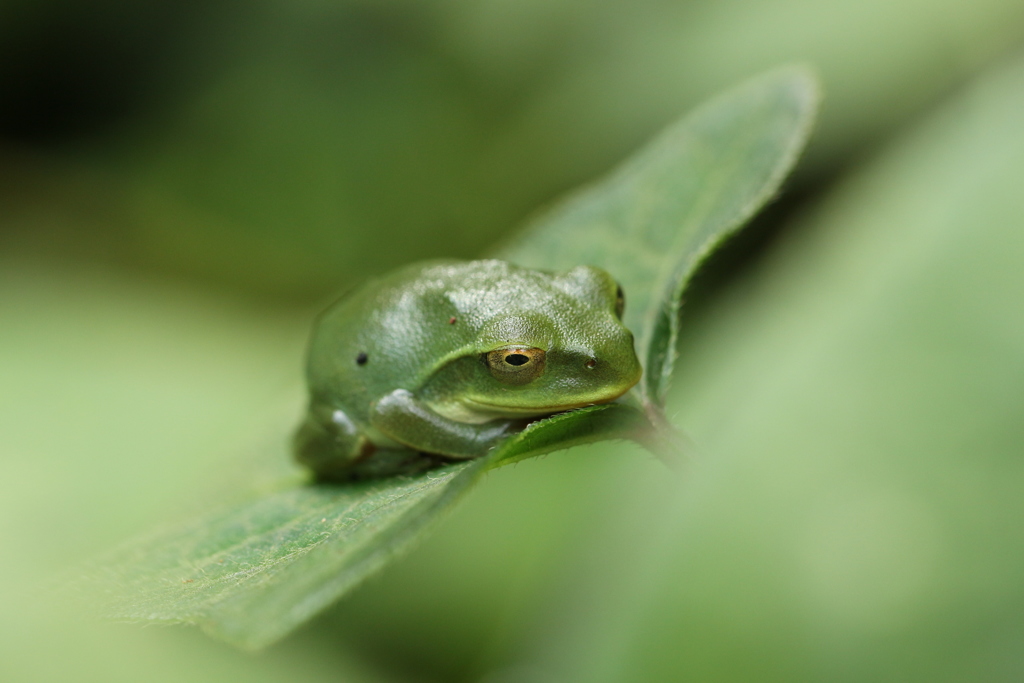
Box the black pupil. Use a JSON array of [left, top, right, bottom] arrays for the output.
[[505, 353, 530, 366]]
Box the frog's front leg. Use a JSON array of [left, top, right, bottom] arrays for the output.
[[293, 405, 375, 480], [370, 389, 515, 459]]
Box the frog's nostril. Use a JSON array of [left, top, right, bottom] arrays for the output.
[[585, 358, 597, 369]]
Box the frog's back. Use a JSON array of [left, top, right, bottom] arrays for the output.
[[305, 260, 493, 426]]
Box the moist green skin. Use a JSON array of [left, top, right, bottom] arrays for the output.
[[294, 259, 642, 480]]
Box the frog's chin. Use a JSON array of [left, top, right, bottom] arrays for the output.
[[433, 388, 630, 425]]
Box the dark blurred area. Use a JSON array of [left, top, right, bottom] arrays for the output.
[[4, 0, 1023, 304], [4, 2, 1024, 682]]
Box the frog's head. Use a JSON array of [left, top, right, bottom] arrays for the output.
[[454, 264, 642, 419]]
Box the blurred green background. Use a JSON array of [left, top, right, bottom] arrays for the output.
[[3, 1, 1024, 681]]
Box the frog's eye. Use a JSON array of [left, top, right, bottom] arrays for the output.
[[614, 284, 625, 319], [486, 347, 546, 385]]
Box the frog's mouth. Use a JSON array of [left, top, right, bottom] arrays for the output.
[[435, 385, 633, 424]]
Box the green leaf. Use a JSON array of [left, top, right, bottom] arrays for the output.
[[85, 404, 648, 649], [92, 460, 485, 650], [82, 67, 818, 649], [498, 65, 819, 406], [513, 54, 1024, 683]]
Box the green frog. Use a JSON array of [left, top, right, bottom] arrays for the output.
[[294, 259, 642, 479]]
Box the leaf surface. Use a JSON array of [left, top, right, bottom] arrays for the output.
[[85, 67, 818, 648], [512, 54, 1024, 683], [498, 66, 818, 405], [88, 405, 648, 649]]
